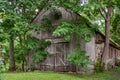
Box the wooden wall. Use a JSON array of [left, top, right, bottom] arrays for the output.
[[95, 32, 120, 67], [33, 7, 79, 26]]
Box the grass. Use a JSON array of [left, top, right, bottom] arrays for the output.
[[1, 68, 120, 80], [1, 72, 84, 80]]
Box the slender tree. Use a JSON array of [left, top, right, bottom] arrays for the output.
[[0, 0, 48, 71], [94, 0, 120, 69]]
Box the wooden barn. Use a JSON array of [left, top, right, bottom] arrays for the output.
[[26, 7, 120, 72]]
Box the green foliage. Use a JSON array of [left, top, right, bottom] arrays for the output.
[[15, 36, 51, 62], [0, 44, 9, 73], [32, 40, 51, 62], [111, 13, 120, 45], [49, 0, 100, 22], [53, 22, 95, 42], [0, 0, 119, 72], [0, 0, 50, 71], [67, 48, 89, 70], [0, 58, 5, 73], [116, 59, 120, 67], [0, 57, 7, 80], [0, 0, 49, 41], [38, 17, 54, 31], [32, 50, 48, 62], [94, 61, 104, 72], [49, 0, 120, 45]]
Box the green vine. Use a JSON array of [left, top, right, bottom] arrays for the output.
[[37, 16, 54, 32], [52, 21, 95, 42], [94, 61, 104, 72], [67, 48, 89, 70]]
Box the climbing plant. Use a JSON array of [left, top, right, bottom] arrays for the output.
[[53, 21, 96, 42], [32, 40, 51, 62], [68, 48, 89, 70], [37, 17, 54, 31]]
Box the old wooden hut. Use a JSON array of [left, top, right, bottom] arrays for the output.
[[26, 7, 120, 72]]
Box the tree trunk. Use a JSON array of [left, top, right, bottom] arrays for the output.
[[19, 34, 25, 72], [9, 35, 15, 71], [102, 7, 112, 70], [22, 60, 24, 71]]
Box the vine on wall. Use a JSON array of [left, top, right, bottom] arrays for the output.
[[67, 48, 90, 70], [32, 40, 51, 62]]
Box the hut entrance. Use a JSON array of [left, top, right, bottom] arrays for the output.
[[39, 42, 76, 72], [53, 43, 69, 72], [49, 42, 76, 72]]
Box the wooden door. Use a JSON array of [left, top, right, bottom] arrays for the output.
[[54, 43, 69, 72]]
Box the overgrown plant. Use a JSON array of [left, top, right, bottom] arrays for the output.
[[0, 0, 49, 71], [53, 21, 95, 42], [32, 40, 51, 62], [52, 18, 94, 70], [67, 48, 89, 70], [94, 60, 104, 72], [36, 17, 54, 32], [14, 37, 51, 70], [116, 59, 120, 67], [0, 57, 5, 80]]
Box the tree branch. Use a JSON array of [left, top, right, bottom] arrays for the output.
[[99, 8, 106, 19]]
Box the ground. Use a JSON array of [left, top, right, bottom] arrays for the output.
[[1, 68, 120, 80]]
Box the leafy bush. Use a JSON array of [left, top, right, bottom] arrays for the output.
[[116, 59, 120, 67], [0, 57, 6, 80], [94, 61, 104, 72], [0, 58, 5, 72], [38, 17, 54, 31], [67, 48, 89, 70], [32, 40, 51, 62], [32, 50, 48, 62], [53, 22, 94, 42]]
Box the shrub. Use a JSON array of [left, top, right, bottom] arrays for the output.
[[116, 59, 120, 67], [32, 40, 51, 62], [94, 61, 104, 72], [0, 57, 5, 80], [67, 48, 89, 70]]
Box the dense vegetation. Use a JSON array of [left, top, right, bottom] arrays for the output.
[[0, 0, 49, 71], [0, 0, 120, 78]]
